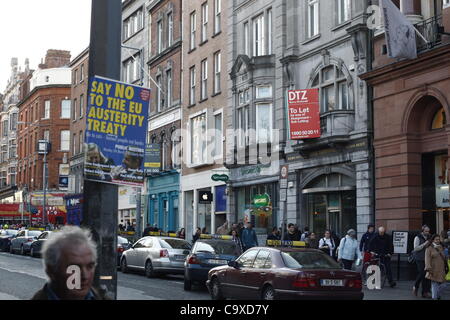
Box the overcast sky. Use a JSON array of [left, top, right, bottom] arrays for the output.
[[0, 0, 92, 91]]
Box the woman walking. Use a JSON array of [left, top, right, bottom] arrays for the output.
[[319, 230, 336, 259], [337, 229, 361, 270], [425, 234, 449, 300]]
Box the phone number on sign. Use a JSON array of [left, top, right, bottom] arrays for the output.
[[292, 130, 320, 136]]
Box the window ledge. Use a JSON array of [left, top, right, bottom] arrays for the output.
[[212, 31, 222, 38], [301, 34, 321, 45], [199, 39, 208, 46], [331, 20, 352, 32], [211, 91, 221, 98], [188, 162, 211, 169], [187, 103, 196, 108], [188, 47, 197, 54], [199, 98, 208, 104]]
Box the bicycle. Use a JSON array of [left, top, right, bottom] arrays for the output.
[[361, 253, 387, 288]]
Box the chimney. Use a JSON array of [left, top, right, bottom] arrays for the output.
[[44, 49, 72, 69]]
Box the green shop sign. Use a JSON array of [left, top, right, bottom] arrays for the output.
[[253, 193, 270, 207], [211, 174, 229, 182]]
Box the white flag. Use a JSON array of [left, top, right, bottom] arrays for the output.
[[381, 0, 417, 60]]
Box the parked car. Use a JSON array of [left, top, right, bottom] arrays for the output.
[[10, 230, 42, 255], [184, 239, 241, 291], [120, 236, 192, 277], [0, 229, 18, 252], [29, 231, 53, 257], [206, 247, 364, 300], [117, 236, 132, 266]]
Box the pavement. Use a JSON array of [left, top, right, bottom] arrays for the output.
[[363, 280, 450, 300]]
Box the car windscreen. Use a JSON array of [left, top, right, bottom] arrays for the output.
[[6, 230, 18, 236], [194, 241, 239, 255], [281, 251, 341, 270], [28, 231, 42, 237], [117, 236, 129, 244], [159, 238, 192, 250]]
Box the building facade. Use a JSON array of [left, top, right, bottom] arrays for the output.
[[181, 0, 229, 240], [361, 0, 450, 234], [68, 48, 89, 195], [145, 0, 183, 233]]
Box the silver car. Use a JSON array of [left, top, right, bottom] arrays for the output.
[[120, 236, 192, 278]]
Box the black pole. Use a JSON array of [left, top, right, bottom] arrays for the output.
[[81, 0, 122, 299]]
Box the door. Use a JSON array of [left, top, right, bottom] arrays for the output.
[[225, 249, 259, 299], [127, 239, 145, 267], [137, 237, 154, 267], [247, 250, 271, 298]]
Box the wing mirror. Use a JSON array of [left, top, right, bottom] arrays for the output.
[[228, 260, 240, 269]]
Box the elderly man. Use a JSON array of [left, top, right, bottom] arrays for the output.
[[32, 226, 108, 300], [368, 226, 396, 288]]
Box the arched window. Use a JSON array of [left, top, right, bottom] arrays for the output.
[[431, 107, 446, 130], [311, 64, 351, 113]]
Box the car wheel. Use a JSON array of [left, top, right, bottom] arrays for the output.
[[20, 245, 25, 256], [120, 257, 129, 273], [262, 285, 275, 301], [184, 279, 192, 291], [210, 277, 224, 300], [145, 260, 156, 278], [9, 245, 14, 254], [30, 247, 35, 258]]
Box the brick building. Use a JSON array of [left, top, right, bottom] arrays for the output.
[[17, 50, 72, 194]]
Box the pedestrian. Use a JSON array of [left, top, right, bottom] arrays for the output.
[[425, 234, 449, 300], [216, 221, 229, 235], [31, 226, 110, 300], [237, 222, 244, 238], [202, 227, 208, 235], [177, 228, 186, 239], [267, 227, 281, 241], [300, 227, 310, 241], [306, 232, 319, 249], [283, 223, 300, 241], [319, 230, 336, 258], [368, 226, 397, 288], [143, 224, 152, 237], [192, 227, 201, 243], [241, 222, 258, 251], [360, 224, 376, 264], [231, 230, 244, 255], [412, 225, 432, 298], [337, 229, 361, 271]]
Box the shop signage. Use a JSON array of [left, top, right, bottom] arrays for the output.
[[144, 144, 161, 174], [253, 194, 270, 207], [84, 76, 150, 187], [287, 89, 321, 140], [435, 155, 450, 208], [199, 191, 213, 204], [211, 174, 229, 182], [392, 231, 408, 254]]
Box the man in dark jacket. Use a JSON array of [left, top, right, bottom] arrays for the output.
[[412, 225, 432, 298], [360, 224, 376, 263], [283, 223, 300, 241], [241, 223, 258, 251], [143, 224, 152, 237], [267, 227, 281, 240], [368, 226, 396, 288]]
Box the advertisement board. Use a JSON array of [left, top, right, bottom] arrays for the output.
[[144, 144, 161, 174], [84, 76, 150, 186], [392, 231, 409, 254], [287, 89, 321, 140]]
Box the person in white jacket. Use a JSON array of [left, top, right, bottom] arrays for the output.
[[337, 229, 361, 270]]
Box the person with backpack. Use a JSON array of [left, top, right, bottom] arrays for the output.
[[300, 227, 310, 241], [319, 230, 336, 258], [412, 225, 432, 298], [360, 224, 376, 264], [241, 222, 258, 251], [337, 229, 361, 270], [425, 234, 449, 300]]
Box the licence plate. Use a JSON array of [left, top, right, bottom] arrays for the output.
[[175, 255, 186, 260], [208, 259, 228, 265], [320, 279, 344, 287]]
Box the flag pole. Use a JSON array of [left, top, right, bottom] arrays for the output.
[[413, 26, 429, 44]]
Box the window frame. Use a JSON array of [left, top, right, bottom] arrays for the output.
[[307, 0, 319, 38], [60, 130, 70, 151], [214, 0, 221, 34], [201, 2, 208, 43], [214, 51, 221, 94], [60, 99, 71, 119], [201, 59, 208, 101], [190, 12, 197, 50]]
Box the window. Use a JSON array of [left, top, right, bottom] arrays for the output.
[[72, 133, 77, 155], [308, 0, 319, 38], [214, 0, 221, 34], [256, 85, 272, 99], [60, 130, 70, 151], [191, 113, 207, 165], [166, 69, 172, 108], [79, 131, 84, 153], [9, 113, 18, 131], [79, 94, 84, 118], [201, 2, 208, 43], [337, 0, 350, 24], [167, 12, 173, 47], [189, 67, 196, 105], [44, 130, 50, 142], [253, 14, 265, 56], [80, 64, 84, 82], [432, 108, 447, 130], [157, 20, 163, 53], [201, 59, 208, 100], [244, 22, 249, 55], [238, 106, 249, 147], [256, 103, 272, 144], [123, 55, 140, 83], [156, 75, 162, 112], [214, 52, 221, 94], [213, 112, 222, 157], [237, 250, 259, 268], [61, 100, 71, 119], [73, 99, 77, 120], [239, 89, 250, 105], [253, 250, 271, 269], [2, 120, 7, 137], [44, 100, 50, 119], [312, 65, 351, 113], [73, 69, 78, 85], [161, 134, 166, 171], [190, 12, 196, 50], [123, 8, 144, 40], [267, 9, 272, 55]]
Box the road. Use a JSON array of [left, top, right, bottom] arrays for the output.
[[0, 252, 210, 300]]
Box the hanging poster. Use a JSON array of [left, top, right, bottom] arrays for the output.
[[287, 89, 321, 140]]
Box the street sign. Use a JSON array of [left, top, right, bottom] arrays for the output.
[[280, 189, 287, 202], [392, 231, 408, 254], [211, 174, 229, 182], [280, 164, 289, 189]]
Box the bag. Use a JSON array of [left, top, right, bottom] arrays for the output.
[[407, 252, 415, 264], [434, 247, 449, 275], [446, 260, 450, 282]]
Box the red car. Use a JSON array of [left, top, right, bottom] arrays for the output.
[[206, 247, 364, 300]]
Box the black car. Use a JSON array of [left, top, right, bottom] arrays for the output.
[[0, 229, 18, 252], [29, 231, 53, 257], [117, 236, 132, 266]]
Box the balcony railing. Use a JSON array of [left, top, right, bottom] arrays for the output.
[[415, 15, 443, 53]]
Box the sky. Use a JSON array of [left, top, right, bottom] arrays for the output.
[[0, 0, 92, 91]]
